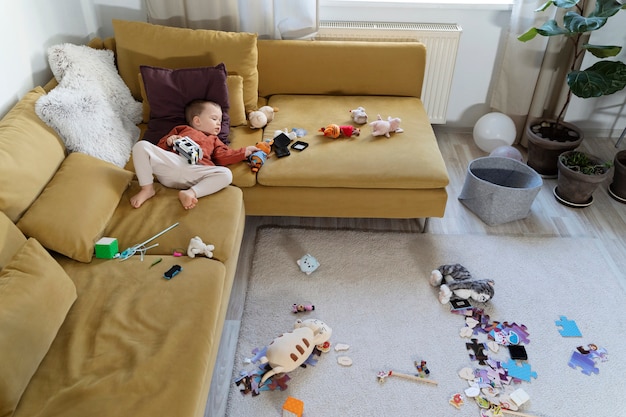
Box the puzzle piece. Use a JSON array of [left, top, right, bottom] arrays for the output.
[[466, 338, 489, 365], [501, 359, 537, 382], [568, 351, 599, 375], [555, 315, 582, 337], [504, 322, 530, 344]]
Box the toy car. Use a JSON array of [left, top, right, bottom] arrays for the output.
[[164, 265, 182, 280], [173, 136, 203, 164]]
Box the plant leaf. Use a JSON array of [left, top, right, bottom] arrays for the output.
[[583, 44, 622, 58], [563, 11, 607, 33], [568, 61, 626, 98], [535, 1, 554, 12], [552, 0, 580, 8], [534, 20, 570, 37], [589, 0, 624, 18]]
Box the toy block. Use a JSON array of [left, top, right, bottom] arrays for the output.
[[95, 237, 118, 259], [282, 396, 304, 417]]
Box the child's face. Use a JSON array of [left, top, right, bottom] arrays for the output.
[[192, 103, 222, 135]]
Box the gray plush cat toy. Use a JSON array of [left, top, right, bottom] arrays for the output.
[[429, 263, 495, 304]]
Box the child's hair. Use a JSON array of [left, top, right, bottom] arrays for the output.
[[185, 99, 221, 125]]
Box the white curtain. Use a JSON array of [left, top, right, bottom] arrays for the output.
[[145, 0, 318, 40], [489, 0, 605, 147]]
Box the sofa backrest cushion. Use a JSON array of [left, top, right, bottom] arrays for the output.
[[0, 212, 27, 269], [16, 153, 134, 263], [0, 87, 66, 222], [258, 40, 426, 98], [112, 20, 259, 112], [0, 237, 77, 417]]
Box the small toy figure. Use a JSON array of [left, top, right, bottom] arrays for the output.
[[430, 263, 495, 304], [319, 123, 360, 138], [248, 138, 273, 172], [297, 254, 320, 275], [292, 303, 315, 313], [247, 106, 278, 129], [370, 115, 403, 137], [187, 236, 215, 258], [414, 360, 430, 378], [449, 393, 464, 409], [349, 106, 368, 124]]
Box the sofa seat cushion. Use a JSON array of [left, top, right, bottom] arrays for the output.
[[1, 238, 77, 417], [227, 125, 264, 188], [13, 255, 225, 417], [104, 184, 244, 263], [257, 95, 449, 189]]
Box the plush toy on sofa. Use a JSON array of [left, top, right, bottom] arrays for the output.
[[247, 106, 278, 129], [429, 263, 495, 304], [370, 115, 404, 137], [248, 138, 273, 172], [350, 106, 368, 124], [187, 236, 215, 258], [319, 124, 360, 139]]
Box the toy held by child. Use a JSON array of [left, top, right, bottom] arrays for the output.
[[248, 138, 273, 172], [319, 124, 360, 139]]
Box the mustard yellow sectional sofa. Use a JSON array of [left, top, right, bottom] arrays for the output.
[[0, 20, 448, 417]]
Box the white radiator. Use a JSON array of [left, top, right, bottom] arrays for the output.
[[316, 21, 462, 124]]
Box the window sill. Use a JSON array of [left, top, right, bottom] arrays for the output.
[[320, 0, 514, 11]]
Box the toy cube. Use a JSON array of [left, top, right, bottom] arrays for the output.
[[95, 237, 118, 259], [282, 396, 304, 417]]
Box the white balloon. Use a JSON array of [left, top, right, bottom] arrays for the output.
[[473, 112, 516, 152]]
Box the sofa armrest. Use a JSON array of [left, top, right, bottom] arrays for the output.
[[257, 40, 426, 98]]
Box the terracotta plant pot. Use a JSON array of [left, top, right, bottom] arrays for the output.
[[609, 150, 626, 203], [526, 119, 584, 178], [555, 151, 613, 207]]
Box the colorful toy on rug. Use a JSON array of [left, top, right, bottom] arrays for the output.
[[248, 138, 273, 172], [376, 370, 438, 386], [430, 263, 495, 304], [370, 115, 403, 137], [555, 315, 582, 337], [282, 396, 304, 417], [349, 106, 368, 124], [186, 236, 214, 258], [319, 123, 360, 138], [247, 105, 278, 129], [258, 318, 332, 385], [292, 303, 315, 313], [568, 343, 608, 375], [297, 253, 320, 275]]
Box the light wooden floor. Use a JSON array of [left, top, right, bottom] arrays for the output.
[[205, 129, 626, 416]]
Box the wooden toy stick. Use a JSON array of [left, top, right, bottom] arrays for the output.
[[377, 370, 438, 386]]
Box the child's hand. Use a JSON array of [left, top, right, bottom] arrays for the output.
[[166, 135, 182, 147], [244, 145, 261, 157]]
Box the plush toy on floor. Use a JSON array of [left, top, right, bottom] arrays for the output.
[[247, 106, 278, 129], [350, 106, 368, 124], [430, 263, 495, 304], [187, 236, 214, 258], [248, 138, 273, 172], [319, 123, 360, 138], [370, 115, 403, 137], [259, 318, 332, 385], [297, 254, 320, 275]]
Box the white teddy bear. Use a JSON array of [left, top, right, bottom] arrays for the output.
[[247, 106, 278, 129], [187, 236, 214, 258], [350, 106, 368, 124]]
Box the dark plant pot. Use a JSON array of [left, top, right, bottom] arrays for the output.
[[609, 150, 626, 203], [526, 119, 584, 178], [555, 151, 612, 207]]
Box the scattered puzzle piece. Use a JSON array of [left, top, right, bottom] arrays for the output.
[[466, 338, 489, 365], [501, 359, 537, 382], [555, 315, 582, 337]]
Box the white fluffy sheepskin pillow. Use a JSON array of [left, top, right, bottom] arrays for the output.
[[35, 44, 142, 167]]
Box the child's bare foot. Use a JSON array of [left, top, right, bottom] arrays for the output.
[[179, 189, 198, 210], [130, 185, 156, 208]]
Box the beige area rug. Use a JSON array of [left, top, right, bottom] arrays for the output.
[[226, 227, 626, 417]]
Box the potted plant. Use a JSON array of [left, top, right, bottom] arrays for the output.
[[518, 0, 626, 177], [609, 149, 626, 203], [554, 150, 613, 206]]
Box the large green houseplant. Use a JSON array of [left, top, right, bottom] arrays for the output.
[[518, 0, 626, 177]]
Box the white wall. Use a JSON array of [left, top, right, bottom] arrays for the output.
[[2, 0, 624, 139]]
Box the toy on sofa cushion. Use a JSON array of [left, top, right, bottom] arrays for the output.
[[187, 236, 215, 258], [247, 106, 278, 129], [370, 115, 404, 137], [248, 138, 274, 172], [350, 106, 368, 124], [297, 254, 320, 275], [430, 263, 494, 304], [319, 124, 360, 138], [259, 318, 332, 385]]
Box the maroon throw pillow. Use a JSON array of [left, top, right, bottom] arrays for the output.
[[140, 64, 231, 145]]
